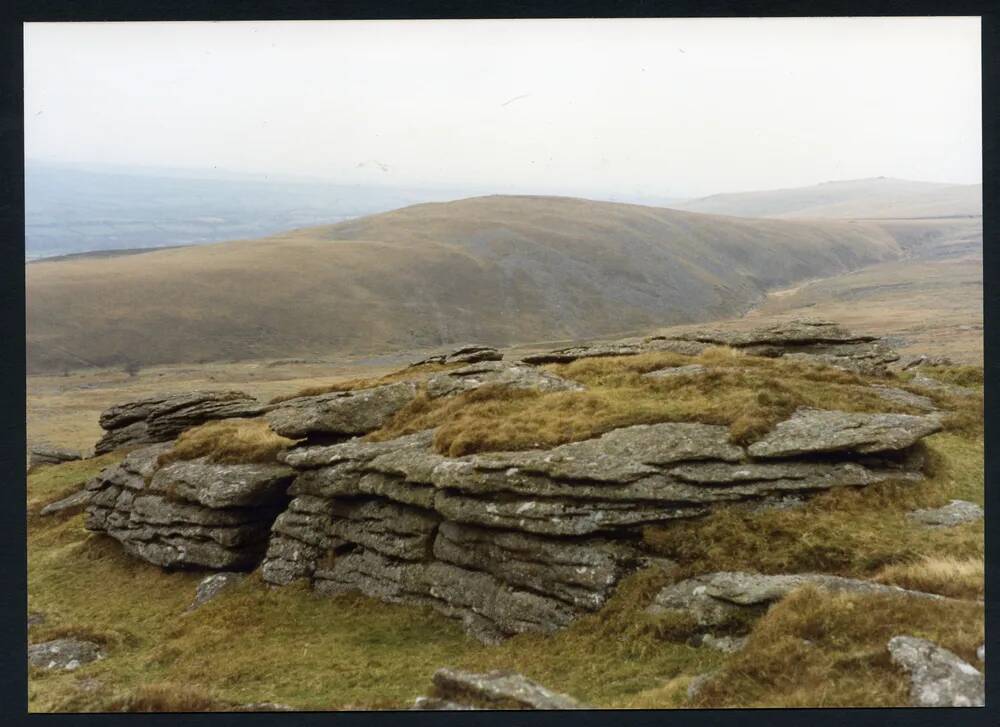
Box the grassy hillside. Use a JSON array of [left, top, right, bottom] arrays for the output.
[[27, 195, 904, 373], [673, 177, 982, 220]]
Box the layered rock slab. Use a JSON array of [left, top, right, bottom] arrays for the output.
[[265, 382, 416, 440], [85, 443, 293, 570], [95, 391, 270, 454], [261, 408, 939, 641]]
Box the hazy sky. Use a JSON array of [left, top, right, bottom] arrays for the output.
[[25, 18, 981, 198]]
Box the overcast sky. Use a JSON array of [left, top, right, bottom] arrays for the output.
[[24, 17, 981, 198]]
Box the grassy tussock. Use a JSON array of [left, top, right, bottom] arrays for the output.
[[874, 556, 983, 600], [268, 362, 461, 404], [689, 586, 984, 708], [101, 683, 229, 712], [157, 419, 295, 466], [915, 364, 984, 388], [643, 432, 983, 580], [370, 349, 933, 456]]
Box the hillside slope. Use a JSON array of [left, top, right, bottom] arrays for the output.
[[673, 178, 982, 220], [27, 195, 905, 373]]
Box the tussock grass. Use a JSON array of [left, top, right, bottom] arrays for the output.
[[873, 556, 983, 600], [370, 349, 931, 456], [156, 419, 295, 466], [915, 364, 984, 388], [689, 586, 984, 708], [268, 362, 461, 404], [101, 683, 229, 712]]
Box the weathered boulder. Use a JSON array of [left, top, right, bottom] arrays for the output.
[[661, 319, 900, 375], [419, 668, 588, 710], [85, 443, 290, 570], [188, 572, 247, 611], [29, 445, 83, 469], [907, 500, 983, 527], [95, 391, 269, 454], [888, 635, 984, 707], [746, 408, 941, 459], [410, 345, 504, 366], [425, 361, 582, 398], [265, 382, 417, 440], [39, 488, 92, 517], [520, 342, 645, 364], [869, 385, 937, 413], [520, 337, 706, 365], [28, 638, 103, 672], [648, 572, 944, 628]]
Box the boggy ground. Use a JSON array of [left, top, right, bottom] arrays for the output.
[[26, 345, 983, 711]]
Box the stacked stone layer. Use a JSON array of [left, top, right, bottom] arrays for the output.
[[95, 391, 271, 454], [85, 444, 294, 570], [260, 407, 940, 641]]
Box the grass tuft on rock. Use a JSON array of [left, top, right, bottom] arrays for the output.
[[157, 419, 295, 466], [873, 556, 983, 600], [370, 349, 948, 456]]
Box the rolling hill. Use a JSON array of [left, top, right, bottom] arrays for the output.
[[26, 195, 909, 373], [672, 177, 982, 220]]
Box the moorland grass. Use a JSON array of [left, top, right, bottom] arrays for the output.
[[156, 419, 296, 466]]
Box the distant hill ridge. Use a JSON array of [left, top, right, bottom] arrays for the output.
[[27, 194, 912, 373], [672, 177, 982, 219]]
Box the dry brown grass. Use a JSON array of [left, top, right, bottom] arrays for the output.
[[101, 683, 229, 712], [689, 586, 984, 708], [157, 419, 296, 466], [873, 556, 983, 600], [369, 349, 930, 456]]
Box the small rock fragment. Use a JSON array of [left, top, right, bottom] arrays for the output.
[[188, 572, 247, 611], [907, 500, 983, 528], [888, 635, 984, 707], [429, 668, 588, 709], [28, 638, 103, 672], [40, 488, 92, 517]]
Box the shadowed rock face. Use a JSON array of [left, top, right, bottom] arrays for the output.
[[84, 443, 291, 570], [888, 635, 984, 707], [260, 405, 940, 642], [95, 391, 270, 454]]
